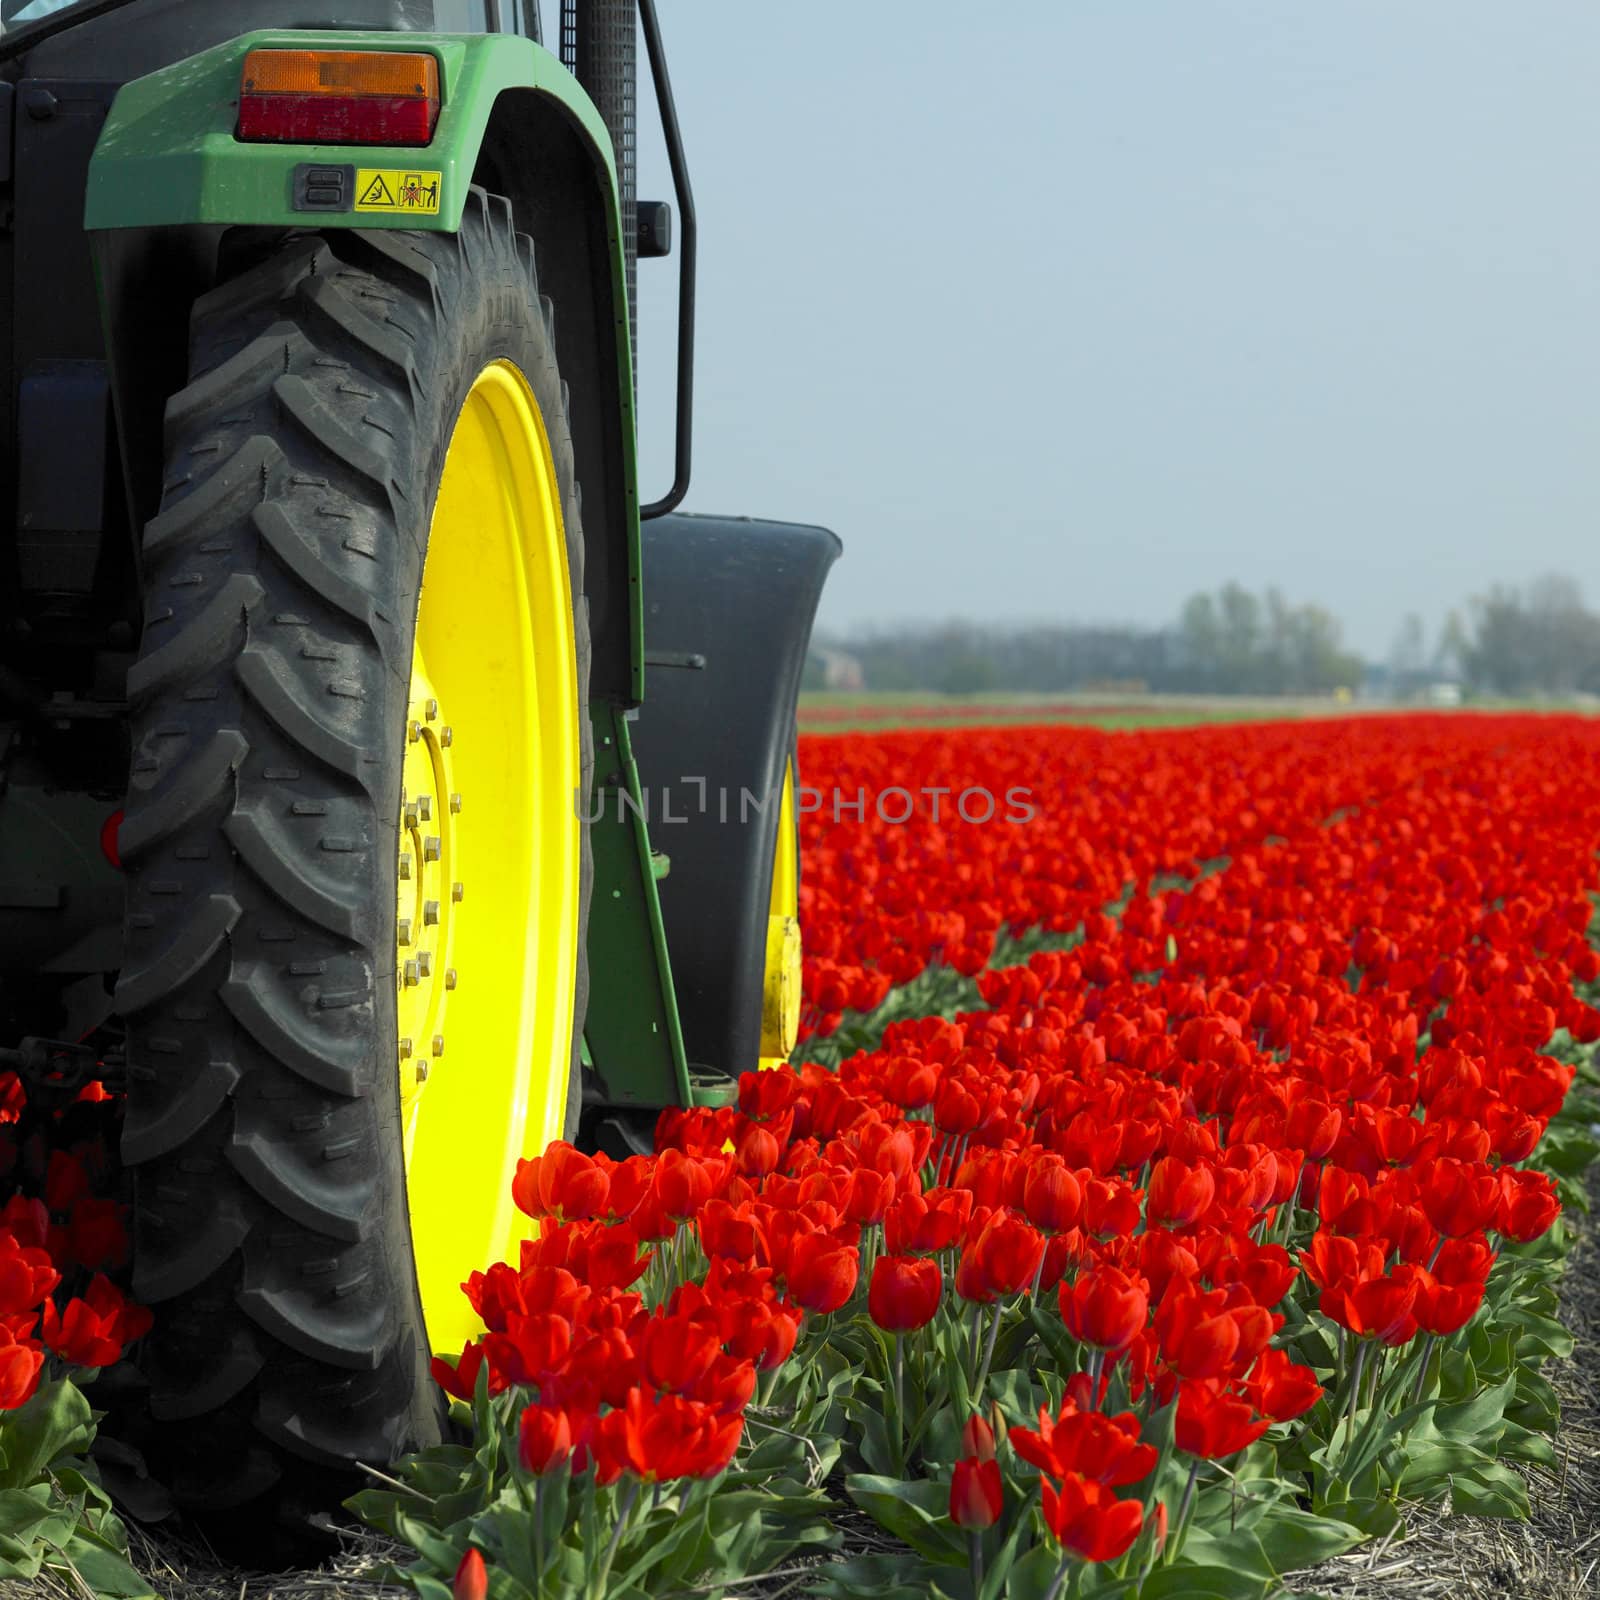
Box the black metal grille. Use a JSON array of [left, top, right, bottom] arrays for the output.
[[563, 1, 637, 376]]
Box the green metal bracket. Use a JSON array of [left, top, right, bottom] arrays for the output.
[[584, 700, 692, 1110]]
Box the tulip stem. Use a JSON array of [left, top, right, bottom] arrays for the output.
[[1343, 1341, 1368, 1450], [1040, 1552, 1078, 1600], [533, 1477, 546, 1596], [1409, 1334, 1436, 1407], [972, 1302, 1003, 1402], [1165, 1458, 1201, 1566], [591, 1478, 640, 1600], [893, 1333, 906, 1475], [969, 1530, 985, 1597]]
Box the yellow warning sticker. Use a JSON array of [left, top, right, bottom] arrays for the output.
[[354, 169, 442, 215]]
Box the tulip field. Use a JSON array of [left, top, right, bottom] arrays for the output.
[[0, 711, 1597, 1598], [367, 712, 1598, 1600]]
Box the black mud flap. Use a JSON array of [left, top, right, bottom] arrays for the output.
[[629, 513, 841, 1081]]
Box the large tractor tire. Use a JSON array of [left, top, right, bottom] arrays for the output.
[[117, 189, 591, 1535]]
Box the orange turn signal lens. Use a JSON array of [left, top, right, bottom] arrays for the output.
[[238, 49, 441, 146]]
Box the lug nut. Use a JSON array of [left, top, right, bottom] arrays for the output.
[[450, 793, 462, 814], [445, 967, 458, 990], [423, 900, 440, 925], [399, 853, 412, 880], [403, 960, 419, 987], [425, 697, 439, 721], [399, 1036, 412, 1056], [416, 1061, 430, 1083], [404, 802, 419, 828], [417, 953, 433, 979], [452, 881, 464, 902], [441, 726, 454, 747], [432, 1035, 445, 1057], [423, 836, 441, 863], [418, 795, 432, 821], [397, 917, 412, 945], [408, 720, 421, 743]]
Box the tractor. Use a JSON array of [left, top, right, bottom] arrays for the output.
[[0, 0, 837, 1550]]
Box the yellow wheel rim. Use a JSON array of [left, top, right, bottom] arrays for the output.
[[399, 360, 581, 1352], [758, 760, 801, 1069]]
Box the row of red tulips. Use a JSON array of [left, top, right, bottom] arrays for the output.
[[367, 715, 1599, 1600], [795, 715, 1584, 1037], [0, 1072, 159, 1588]]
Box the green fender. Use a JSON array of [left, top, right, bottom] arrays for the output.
[[84, 27, 643, 702]]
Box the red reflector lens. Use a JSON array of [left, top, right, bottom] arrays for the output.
[[100, 809, 123, 871], [237, 49, 440, 147], [237, 93, 437, 146]]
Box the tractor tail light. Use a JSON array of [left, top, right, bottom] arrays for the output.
[[100, 810, 123, 871], [237, 50, 440, 146]]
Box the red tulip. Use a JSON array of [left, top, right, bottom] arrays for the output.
[[841, 1167, 896, 1225], [785, 1231, 858, 1314], [1417, 1158, 1501, 1239], [452, 1549, 488, 1600], [0, 1334, 43, 1411], [1145, 1158, 1216, 1228], [1174, 1380, 1270, 1460], [40, 1295, 121, 1370], [653, 1149, 721, 1221], [971, 1212, 1046, 1297], [518, 1404, 573, 1476], [1285, 1097, 1341, 1159], [1325, 1268, 1420, 1344], [513, 1142, 609, 1221], [734, 1122, 781, 1178], [0, 1242, 57, 1317], [619, 1388, 743, 1481], [640, 1312, 722, 1394], [1083, 1176, 1142, 1238], [1022, 1156, 1083, 1234], [1011, 1403, 1156, 1488], [1496, 1168, 1560, 1243], [738, 1066, 801, 1120], [868, 1254, 942, 1331], [1040, 1471, 1144, 1562], [884, 1187, 971, 1255], [1058, 1265, 1148, 1354], [961, 1411, 997, 1462], [949, 1456, 1002, 1530], [431, 1341, 487, 1403], [1244, 1347, 1323, 1423]]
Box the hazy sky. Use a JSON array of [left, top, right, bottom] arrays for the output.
[[633, 2, 1600, 658]]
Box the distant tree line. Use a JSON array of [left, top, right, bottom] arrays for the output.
[[811, 583, 1362, 696], [811, 573, 1600, 700]]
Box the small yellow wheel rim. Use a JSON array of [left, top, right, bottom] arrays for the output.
[[399, 360, 581, 1352], [758, 760, 801, 1069]]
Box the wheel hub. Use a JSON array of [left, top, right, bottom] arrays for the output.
[[396, 649, 461, 1153]]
